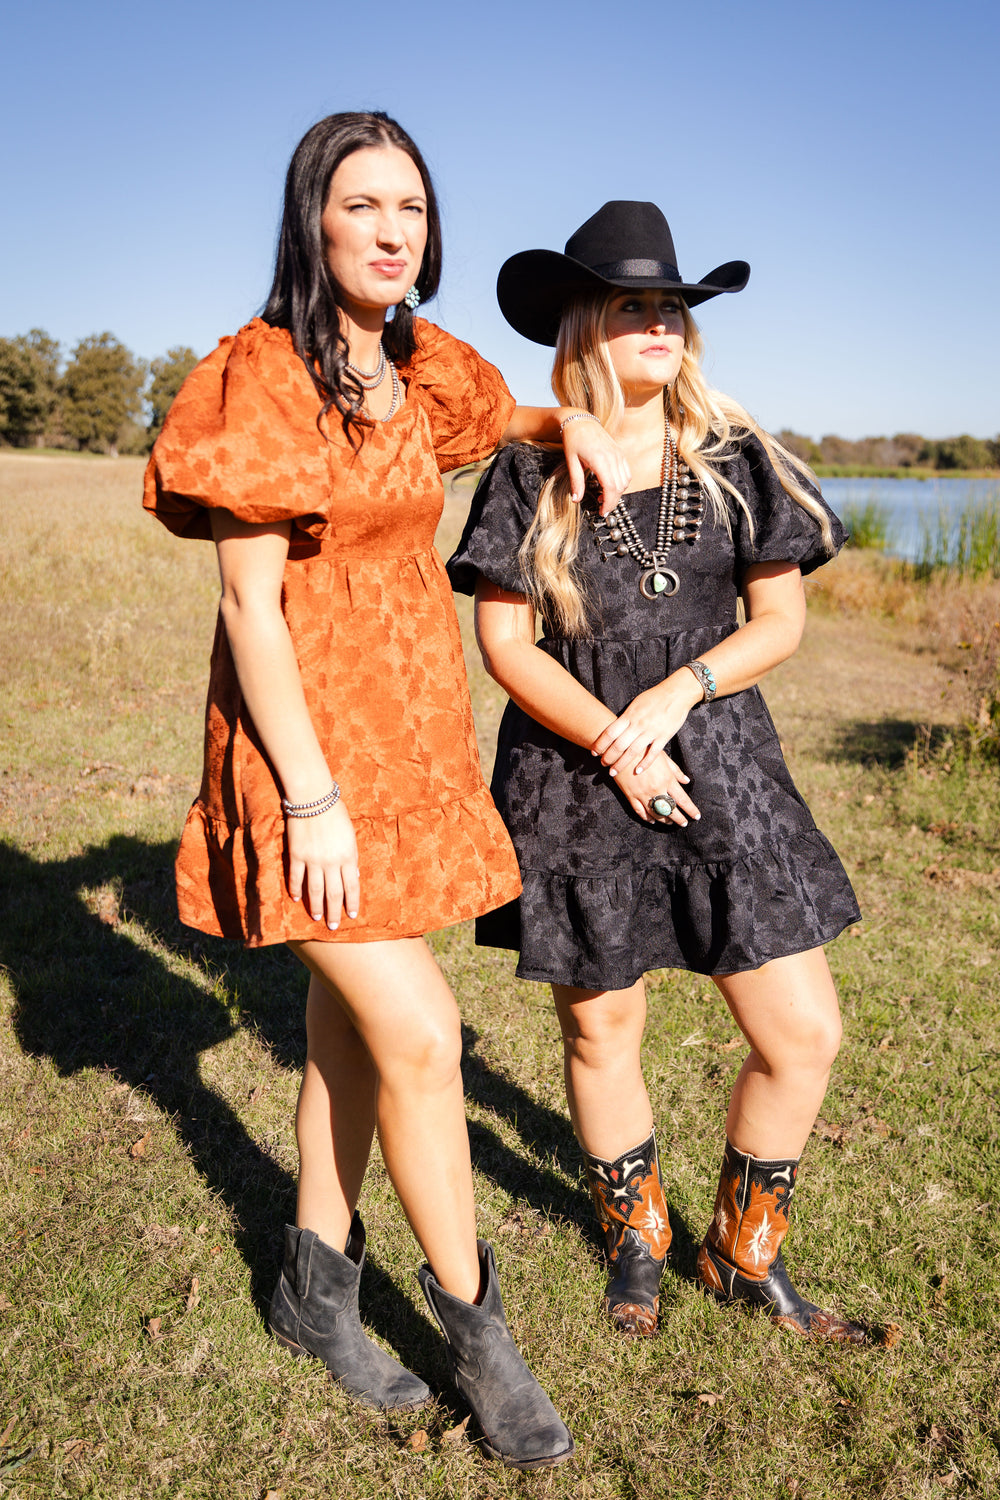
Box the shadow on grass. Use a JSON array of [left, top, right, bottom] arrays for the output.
[[458, 1025, 703, 1281], [828, 717, 953, 769], [0, 834, 434, 1374]]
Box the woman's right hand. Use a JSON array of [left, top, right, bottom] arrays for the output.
[[286, 801, 361, 930], [609, 748, 699, 828]]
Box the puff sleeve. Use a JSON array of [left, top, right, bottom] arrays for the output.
[[446, 444, 546, 595], [729, 432, 846, 578], [143, 319, 332, 541], [404, 319, 516, 473]]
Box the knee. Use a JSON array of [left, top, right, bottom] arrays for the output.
[[378, 1008, 464, 1095], [562, 993, 643, 1064], [759, 1006, 842, 1077]]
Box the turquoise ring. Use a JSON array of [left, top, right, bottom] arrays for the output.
[[649, 793, 676, 819]]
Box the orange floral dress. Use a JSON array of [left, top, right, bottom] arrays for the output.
[[143, 316, 522, 945]]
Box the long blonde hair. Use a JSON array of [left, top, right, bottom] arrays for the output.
[[518, 293, 833, 637]]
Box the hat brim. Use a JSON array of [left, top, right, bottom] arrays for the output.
[[497, 248, 750, 346]]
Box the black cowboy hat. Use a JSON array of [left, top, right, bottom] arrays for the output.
[[497, 200, 750, 346]]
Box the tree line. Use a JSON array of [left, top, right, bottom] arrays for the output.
[[0, 330, 198, 456], [777, 429, 1000, 472], [2, 326, 997, 469]]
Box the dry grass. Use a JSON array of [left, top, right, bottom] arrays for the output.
[[805, 548, 1000, 756], [1, 454, 999, 1498]]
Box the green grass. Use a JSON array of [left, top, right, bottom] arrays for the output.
[[2, 456, 1000, 1497], [813, 465, 999, 480], [916, 498, 1000, 580], [843, 499, 894, 552]]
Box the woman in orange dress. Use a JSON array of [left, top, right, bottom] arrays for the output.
[[145, 112, 628, 1469]]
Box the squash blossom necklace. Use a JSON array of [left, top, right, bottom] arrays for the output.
[[586, 409, 702, 598]]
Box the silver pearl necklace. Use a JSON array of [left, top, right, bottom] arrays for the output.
[[368, 357, 400, 423], [586, 412, 703, 598], [347, 343, 386, 389]]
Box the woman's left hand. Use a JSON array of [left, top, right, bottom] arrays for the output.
[[561, 417, 631, 515], [591, 674, 703, 776]]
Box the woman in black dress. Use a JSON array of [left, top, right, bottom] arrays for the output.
[[448, 201, 866, 1343]]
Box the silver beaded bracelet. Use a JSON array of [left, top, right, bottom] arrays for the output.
[[559, 412, 601, 433], [684, 660, 717, 702], [281, 782, 341, 818]]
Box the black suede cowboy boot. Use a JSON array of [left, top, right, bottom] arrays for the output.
[[269, 1215, 431, 1409], [583, 1130, 672, 1336], [419, 1241, 574, 1470], [697, 1140, 866, 1343]]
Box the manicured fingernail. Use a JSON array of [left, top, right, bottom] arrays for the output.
[[347, 910, 358, 919], [692, 812, 701, 820], [311, 912, 321, 921], [327, 921, 339, 930], [609, 768, 617, 778]]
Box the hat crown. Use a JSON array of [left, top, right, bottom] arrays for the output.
[[564, 201, 680, 277]]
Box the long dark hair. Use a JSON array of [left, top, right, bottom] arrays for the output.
[[262, 111, 442, 442]]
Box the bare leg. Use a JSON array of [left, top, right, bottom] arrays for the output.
[[713, 946, 843, 1159], [294, 971, 377, 1250], [290, 936, 480, 1303], [698, 946, 865, 1341], [551, 980, 653, 1156]]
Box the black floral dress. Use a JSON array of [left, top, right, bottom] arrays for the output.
[[447, 434, 861, 989]]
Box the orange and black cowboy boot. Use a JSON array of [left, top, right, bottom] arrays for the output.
[[583, 1130, 672, 1336], [697, 1140, 865, 1342]]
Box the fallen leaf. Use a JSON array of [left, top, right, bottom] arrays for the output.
[[248, 1085, 261, 1105], [185, 1277, 200, 1312], [406, 1429, 429, 1451], [836, 1398, 852, 1407], [262, 1490, 284, 1500], [28, 1166, 45, 1177], [862, 793, 876, 805], [143, 1224, 183, 1249], [210, 1245, 222, 1257], [814, 1117, 850, 1147], [195, 1222, 209, 1236], [937, 1474, 958, 1489], [881, 1322, 903, 1348], [0, 1294, 13, 1312], [98, 893, 121, 925], [697, 1392, 722, 1406], [146, 1317, 162, 1340], [441, 1415, 470, 1447], [0, 1417, 16, 1449], [130, 1131, 151, 1159], [62, 1439, 88, 1459], [717, 1037, 743, 1052], [924, 863, 1000, 890]]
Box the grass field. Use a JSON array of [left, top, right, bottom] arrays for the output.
[[1, 452, 999, 1499]]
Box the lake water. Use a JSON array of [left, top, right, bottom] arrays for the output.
[[822, 476, 1000, 561]]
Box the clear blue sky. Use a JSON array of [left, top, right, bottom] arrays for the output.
[[2, 0, 997, 439]]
